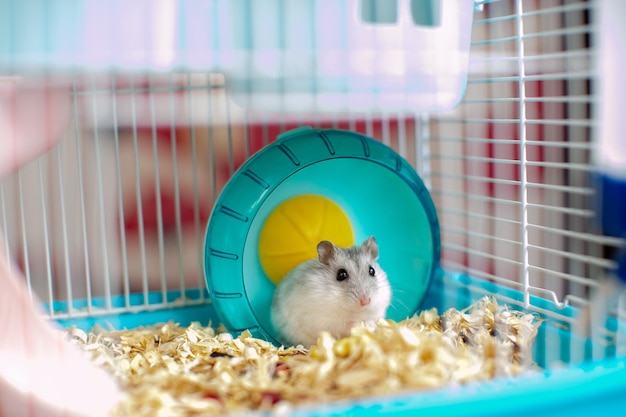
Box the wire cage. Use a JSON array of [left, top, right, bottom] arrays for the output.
[[1, 0, 626, 415]]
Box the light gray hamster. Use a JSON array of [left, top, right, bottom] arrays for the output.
[[270, 236, 392, 347]]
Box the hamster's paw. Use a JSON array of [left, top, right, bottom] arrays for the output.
[[362, 320, 377, 330], [348, 320, 377, 334]]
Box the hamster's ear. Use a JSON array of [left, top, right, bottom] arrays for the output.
[[361, 236, 378, 259], [317, 240, 335, 266]]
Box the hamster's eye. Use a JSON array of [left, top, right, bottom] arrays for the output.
[[336, 269, 349, 281], [369, 266, 376, 277]]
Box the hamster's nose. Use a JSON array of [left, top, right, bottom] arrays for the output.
[[359, 295, 371, 306]]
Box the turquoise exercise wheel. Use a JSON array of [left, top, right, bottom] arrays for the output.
[[204, 127, 440, 345]]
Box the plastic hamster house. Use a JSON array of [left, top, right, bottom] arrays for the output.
[[1, 0, 626, 416]]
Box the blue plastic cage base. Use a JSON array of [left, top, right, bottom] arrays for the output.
[[48, 270, 626, 415], [278, 358, 626, 417], [52, 269, 623, 365]]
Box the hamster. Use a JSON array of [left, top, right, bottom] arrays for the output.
[[270, 236, 392, 347]]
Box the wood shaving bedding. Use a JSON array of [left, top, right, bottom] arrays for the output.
[[65, 296, 541, 416]]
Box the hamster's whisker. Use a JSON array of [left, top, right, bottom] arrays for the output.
[[391, 287, 410, 295], [371, 281, 391, 291], [389, 298, 413, 318], [386, 287, 417, 317]]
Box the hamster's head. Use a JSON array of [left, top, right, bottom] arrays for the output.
[[316, 236, 392, 317]]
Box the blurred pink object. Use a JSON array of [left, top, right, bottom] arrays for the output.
[[0, 78, 120, 416], [0, 77, 71, 178], [0, 246, 121, 417]]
